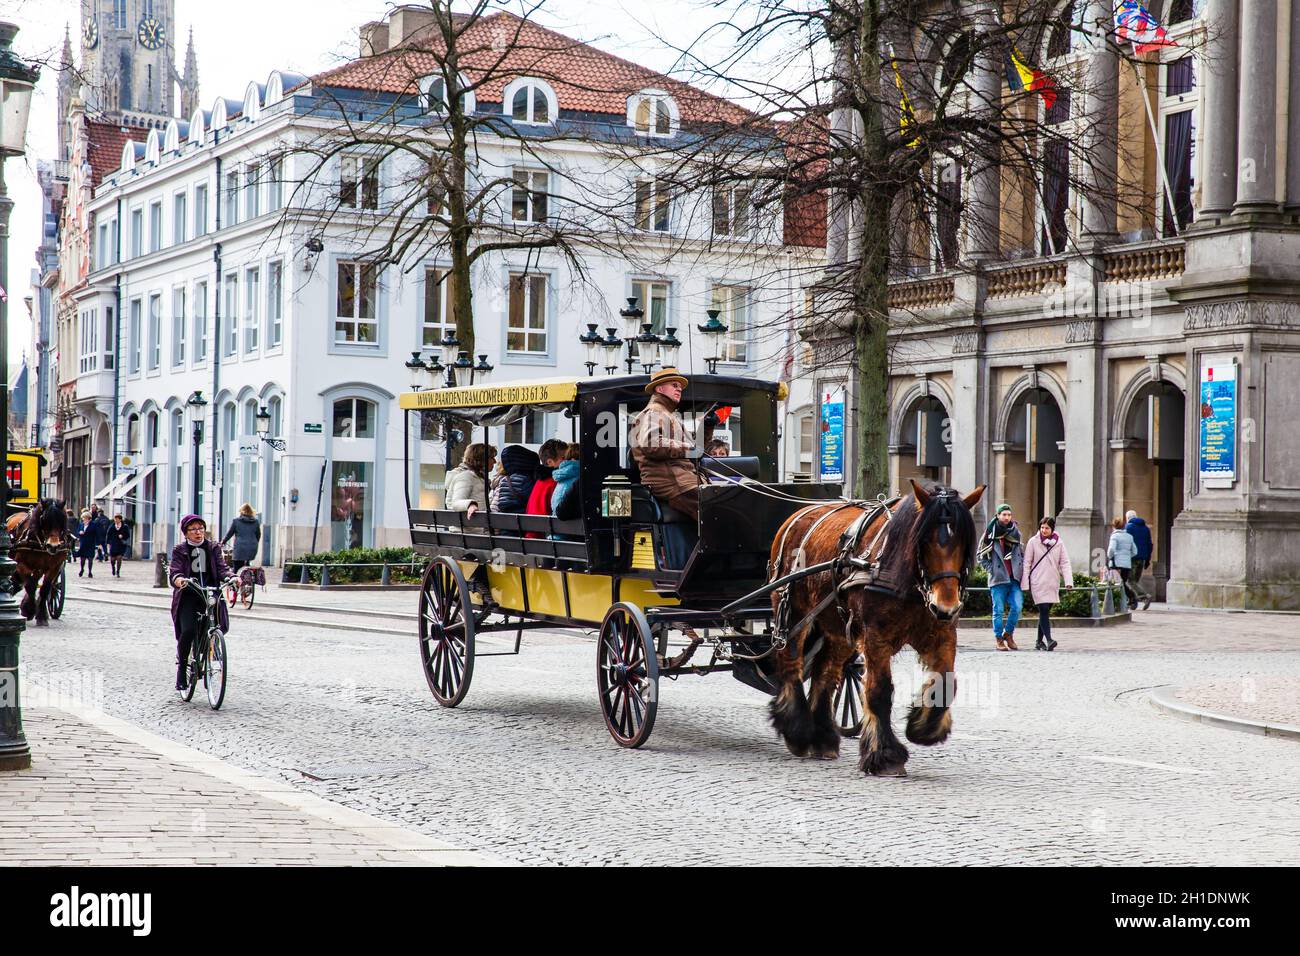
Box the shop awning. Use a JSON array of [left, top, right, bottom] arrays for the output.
[[114, 464, 158, 504], [91, 470, 134, 501]]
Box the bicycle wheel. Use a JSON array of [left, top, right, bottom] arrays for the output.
[[241, 583, 255, 610], [180, 646, 199, 702], [205, 629, 227, 710]]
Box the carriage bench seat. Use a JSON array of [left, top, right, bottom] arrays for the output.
[[629, 486, 693, 524]]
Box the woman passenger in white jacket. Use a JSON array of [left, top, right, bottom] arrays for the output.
[[443, 443, 497, 514]]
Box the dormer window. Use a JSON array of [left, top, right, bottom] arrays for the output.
[[420, 73, 474, 115], [631, 92, 676, 137], [504, 78, 556, 125]]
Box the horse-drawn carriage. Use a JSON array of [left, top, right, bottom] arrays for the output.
[[5, 449, 68, 623], [403, 373, 983, 773]]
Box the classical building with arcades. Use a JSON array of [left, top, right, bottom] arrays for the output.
[[812, 0, 1300, 609]]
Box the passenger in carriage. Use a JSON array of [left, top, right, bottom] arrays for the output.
[[551, 444, 582, 521], [630, 368, 717, 520], [524, 439, 568, 535], [444, 442, 497, 515], [496, 444, 540, 513]]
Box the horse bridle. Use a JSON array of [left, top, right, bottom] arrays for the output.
[[913, 489, 971, 618]]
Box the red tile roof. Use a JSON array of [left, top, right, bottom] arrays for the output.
[[85, 120, 150, 187], [313, 11, 753, 125]]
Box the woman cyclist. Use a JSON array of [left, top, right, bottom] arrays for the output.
[[169, 514, 233, 691]]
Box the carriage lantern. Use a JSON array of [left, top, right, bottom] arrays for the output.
[[451, 349, 474, 386], [635, 323, 661, 375], [578, 323, 603, 377], [405, 351, 427, 391], [601, 327, 623, 376], [659, 326, 682, 369], [472, 354, 494, 384], [698, 308, 728, 374], [618, 297, 644, 373], [438, 328, 461, 367]]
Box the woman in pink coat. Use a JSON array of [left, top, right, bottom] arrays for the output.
[[1020, 516, 1073, 651]]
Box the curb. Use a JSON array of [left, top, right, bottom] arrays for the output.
[[33, 692, 512, 866], [1148, 685, 1300, 741]]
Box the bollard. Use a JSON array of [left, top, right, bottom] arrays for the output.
[[1117, 582, 1129, 613], [380, 563, 390, 586], [299, 562, 309, 584], [154, 552, 167, 588], [320, 564, 330, 588], [1089, 584, 1100, 618], [1101, 583, 1115, 616]]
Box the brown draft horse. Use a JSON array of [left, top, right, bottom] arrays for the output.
[[5, 498, 71, 627], [768, 479, 985, 776]]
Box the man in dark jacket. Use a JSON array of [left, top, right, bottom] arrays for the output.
[[89, 505, 111, 562], [496, 445, 540, 513], [1124, 510, 1154, 609]]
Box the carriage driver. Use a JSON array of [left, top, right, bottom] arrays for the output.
[[630, 368, 718, 521]]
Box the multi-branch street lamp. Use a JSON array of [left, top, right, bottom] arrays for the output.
[[617, 297, 643, 374], [698, 308, 729, 374], [579, 302, 714, 377], [0, 21, 41, 771], [254, 405, 286, 452]]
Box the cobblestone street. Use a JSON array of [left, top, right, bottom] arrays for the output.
[[13, 571, 1300, 865]]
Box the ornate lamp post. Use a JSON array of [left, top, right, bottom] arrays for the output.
[[578, 323, 602, 377], [0, 21, 41, 770], [254, 405, 287, 452], [438, 329, 460, 386], [659, 326, 682, 369], [405, 351, 427, 391], [472, 354, 493, 384], [601, 328, 622, 376], [617, 297, 643, 374], [698, 308, 728, 375], [635, 323, 661, 375], [185, 390, 208, 514]]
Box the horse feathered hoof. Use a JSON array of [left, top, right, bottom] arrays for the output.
[[872, 763, 907, 777], [905, 706, 953, 746], [858, 742, 909, 777], [33, 618, 48, 628]]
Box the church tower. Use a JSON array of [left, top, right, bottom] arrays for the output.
[[57, 25, 74, 159], [79, 0, 184, 127], [180, 28, 199, 119]]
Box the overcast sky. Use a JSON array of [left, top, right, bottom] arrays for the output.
[[0, 0, 766, 363]]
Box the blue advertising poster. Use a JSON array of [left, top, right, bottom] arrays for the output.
[[1198, 363, 1236, 481], [820, 387, 844, 483]]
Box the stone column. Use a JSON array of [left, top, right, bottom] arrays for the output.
[[1286, 2, 1300, 210], [1080, 0, 1118, 243], [963, 3, 1001, 261], [1201, 0, 1240, 215], [1234, 0, 1279, 213]]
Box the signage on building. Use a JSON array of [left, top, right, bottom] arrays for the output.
[[303, 423, 322, 434], [819, 386, 845, 483], [1198, 362, 1236, 483], [238, 443, 259, 457]]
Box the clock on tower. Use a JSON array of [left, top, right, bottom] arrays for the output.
[[82, 16, 99, 49], [137, 16, 166, 51]]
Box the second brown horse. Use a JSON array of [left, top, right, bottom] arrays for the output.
[[768, 479, 985, 776]]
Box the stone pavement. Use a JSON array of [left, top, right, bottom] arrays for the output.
[[0, 704, 503, 866], [1172, 677, 1300, 729]]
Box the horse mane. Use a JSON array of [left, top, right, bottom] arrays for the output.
[[875, 484, 977, 595]]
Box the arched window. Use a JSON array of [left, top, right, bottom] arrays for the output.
[[629, 91, 677, 137], [268, 396, 282, 436], [505, 78, 555, 124], [1046, 1, 1075, 58], [243, 398, 259, 436], [146, 410, 159, 448], [420, 73, 474, 114], [332, 398, 375, 438]]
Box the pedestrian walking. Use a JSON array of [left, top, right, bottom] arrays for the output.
[[979, 503, 1025, 650], [107, 513, 131, 577], [1021, 516, 1073, 651], [1124, 509, 1154, 609], [89, 505, 110, 562], [1107, 517, 1141, 608], [74, 509, 97, 578], [220, 503, 262, 572]]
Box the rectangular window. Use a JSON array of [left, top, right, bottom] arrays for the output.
[[335, 261, 378, 344], [935, 164, 961, 271], [268, 156, 284, 210], [244, 266, 260, 352], [267, 260, 283, 348], [173, 192, 187, 245], [103, 306, 115, 370], [171, 287, 186, 366], [130, 208, 143, 258], [109, 218, 119, 264], [634, 178, 670, 232], [1163, 109, 1195, 235], [129, 299, 142, 374], [224, 273, 239, 356], [1165, 55, 1195, 96], [225, 170, 239, 227], [96, 223, 109, 269], [79, 310, 98, 374], [244, 163, 261, 219], [1040, 137, 1070, 255], [506, 272, 548, 354], [712, 185, 752, 238], [1045, 88, 1071, 126], [147, 294, 162, 370], [511, 169, 548, 222], [629, 279, 669, 334], [194, 183, 209, 236], [113, 0, 126, 29], [194, 281, 208, 362], [149, 201, 162, 253], [504, 410, 546, 445], [710, 284, 750, 365], [422, 267, 456, 349], [340, 156, 380, 210]]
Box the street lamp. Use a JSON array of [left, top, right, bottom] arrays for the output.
[[254, 405, 286, 452], [405, 351, 427, 391], [185, 390, 207, 516], [698, 308, 728, 375], [422, 349, 444, 390], [659, 326, 682, 369], [601, 327, 623, 376], [617, 297, 643, 374], [472, 354, 493, 384], [0, 21, 39, 771], [578, 323, 602, 377], [635, 322, 661, 375]]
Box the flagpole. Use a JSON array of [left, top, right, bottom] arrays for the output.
[[1127, 56, 1181, 236]]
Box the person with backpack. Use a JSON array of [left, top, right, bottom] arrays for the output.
[[1021, 516, 1073, 651]]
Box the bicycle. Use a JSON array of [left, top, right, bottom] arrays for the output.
[[224, 567, 256, 610], [178, 579, 230, 710]]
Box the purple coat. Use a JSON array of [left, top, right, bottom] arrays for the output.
[[169, 539, 230, 642]]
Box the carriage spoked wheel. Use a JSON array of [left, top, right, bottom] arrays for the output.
[[832, 652, 865, 738], [419, 557, 475, 707], [597, 603, 659, 748], [47, 568, 66, 619]]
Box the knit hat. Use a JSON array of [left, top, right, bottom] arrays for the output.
[[996, 502, 1012, 514], [180, 513, 206, 532]]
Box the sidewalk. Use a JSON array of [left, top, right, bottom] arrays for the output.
[[0, 704, 505, 866], [1148, 677, 1300, 740]]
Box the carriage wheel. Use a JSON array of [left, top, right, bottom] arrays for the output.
[[597, 603, 659, 748], [419, 558, 475, 707], [833, 652, 865, 738], [48, 569, 66, 619]]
